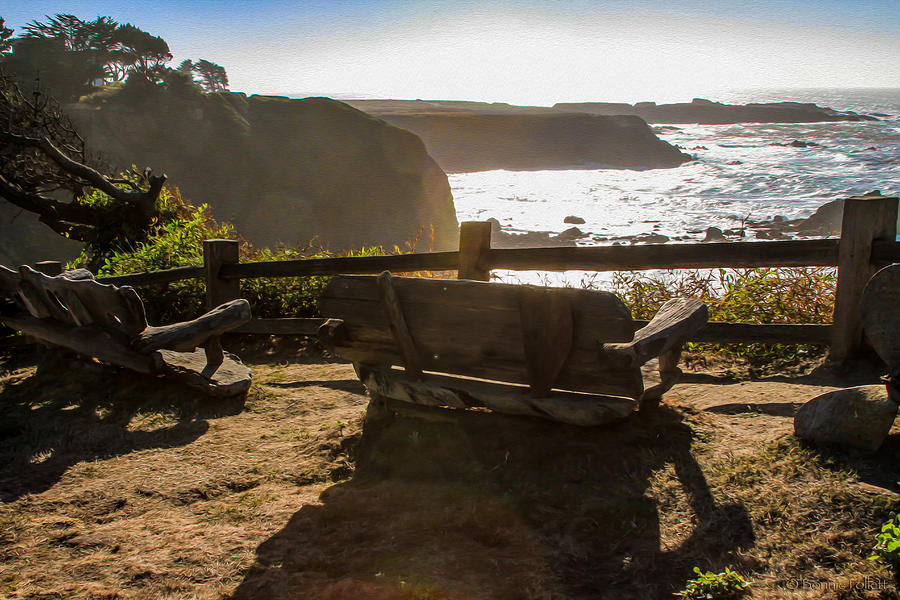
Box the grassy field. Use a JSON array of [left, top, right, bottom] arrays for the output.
[[1, 344, 899, 599]]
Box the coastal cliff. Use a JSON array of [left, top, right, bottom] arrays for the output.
[[554, 98, 877, 124], [65, 90, 458, 253], [370, 112, 691, 172]]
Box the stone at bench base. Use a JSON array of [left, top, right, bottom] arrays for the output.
[[159, 350, 252, 397], [358, 364, 636, 426], [794, 384, 898, 453]]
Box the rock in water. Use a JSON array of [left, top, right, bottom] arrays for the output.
[[703, 227, 725, 242], [794, 385, 898, 452], [564, 215, 586, 224]]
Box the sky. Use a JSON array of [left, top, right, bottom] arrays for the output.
[[4, 0, 900, 105]]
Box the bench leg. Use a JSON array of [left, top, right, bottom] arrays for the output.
[[639, 346, 683, 409], [364, 394, 395, 426]]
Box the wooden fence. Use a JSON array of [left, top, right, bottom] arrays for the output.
[[32, 193, 900, 361]]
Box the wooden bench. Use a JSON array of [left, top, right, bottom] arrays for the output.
[[0, 264, 253, 396], [862, 263, 900, 394], [318, 272, 708, 426]]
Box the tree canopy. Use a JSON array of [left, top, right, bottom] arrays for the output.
[[176, 58, 229, 93], [0, 18, 12, 54], [0, 14, 175, 101]]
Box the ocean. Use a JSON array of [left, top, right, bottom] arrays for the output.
[[449, 89, 900, 254]]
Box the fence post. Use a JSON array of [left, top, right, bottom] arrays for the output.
[[458, 221, 492, 281], [34, 261, 62, 276], [204, 239, 240, 310], [830, 194, 898, 361]]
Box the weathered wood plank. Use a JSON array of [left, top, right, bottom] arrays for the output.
[[603, 298, 708, 367], [831, 195, 898, 360], [320, 276, 632, 328], [204, 239, 241, 310], [17, 266, 148, 335], [326, 337, 645, 398], [0, 265, 17, 298], [458, 221, 492, 281], [220, 252, 461, 279], [1, 313, 159, 373], [233, 317, 329, 335], [485, 239, 840, 272], [632, 321, 832, 345], [33, 261, 63, 276], [518, 286, 573, 396], [861, 264, 900, 373], [357, 364, 636, 426], [135, 299, 251, 352], [97, 265, 204, 287], [320, 275, 643, 398], [377, 272, 424, 380]]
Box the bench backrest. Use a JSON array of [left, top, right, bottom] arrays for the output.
[[319, 275, 645, 398], [9, 266, 148, 337]]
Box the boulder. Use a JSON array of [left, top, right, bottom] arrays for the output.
[[795, 191, 898, 235], [794, 385, 898, 453], [789, 139, 820, 148], [555, 227, 588, 241], [703, 227, 726, 242], [564, 215, 586, 225], [636, 233, 670, 244]]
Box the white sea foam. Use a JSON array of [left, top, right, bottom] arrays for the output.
[[450, 89, 900, 243], [447, 88, 900, 286]]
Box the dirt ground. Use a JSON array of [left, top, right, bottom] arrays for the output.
[[1, 344, 900, 599]]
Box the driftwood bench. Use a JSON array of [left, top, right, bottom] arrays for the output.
[[318, 272, 708, 426], [0, 265, 253, 396]]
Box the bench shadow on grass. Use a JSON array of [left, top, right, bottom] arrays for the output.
[[231, 402, 755, 600], [0, 353, 244, 502]]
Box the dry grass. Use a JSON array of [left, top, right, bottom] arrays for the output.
[[1, 346, 900, 599]]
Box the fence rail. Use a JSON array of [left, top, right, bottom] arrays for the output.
[[48, 193, 900, 360]]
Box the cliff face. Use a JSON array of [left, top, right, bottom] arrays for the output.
[[554, 98, 878, 124], [66, 90, 458, 253], [376, 113, 691, 173]]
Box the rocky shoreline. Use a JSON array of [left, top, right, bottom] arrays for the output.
[[487, 194, 890, 249], [555, 98, 878, 124]]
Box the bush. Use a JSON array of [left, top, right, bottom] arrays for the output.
[[69, 185, 233, 324], [67, 184, 408, 326], [678, 566, 750, 599], [238, 244, 334, 319], [870, 514, 900, 571], [609, 267, 836, 367]]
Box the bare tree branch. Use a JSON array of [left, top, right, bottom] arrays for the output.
[[0, 131, 165, 218], [0, 173, 95, 222]]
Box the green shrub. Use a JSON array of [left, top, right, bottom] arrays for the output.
[[610, 267, 836, 366], [870, 514, 900, 570], [68, 185, 232, 324], [238, 244, 334, 319], [68, 184, 401, 326], [678, 566, 750, 599]]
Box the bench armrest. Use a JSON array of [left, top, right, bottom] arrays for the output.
[[601, 298, 708, 368], [133, 299, 251, 353]]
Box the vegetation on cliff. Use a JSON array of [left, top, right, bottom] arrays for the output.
[[0, 13, 227, 102]]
